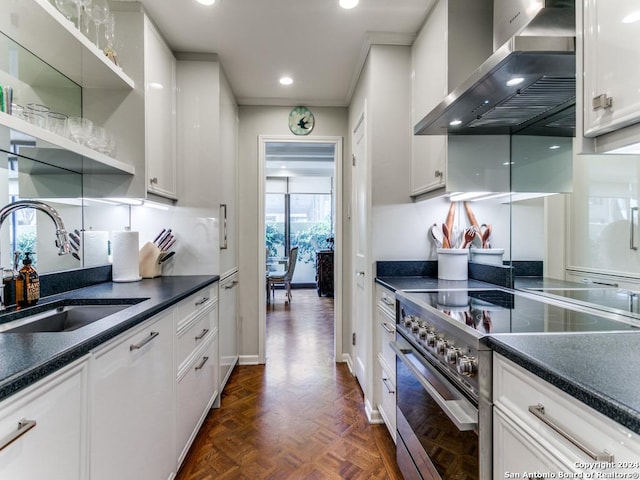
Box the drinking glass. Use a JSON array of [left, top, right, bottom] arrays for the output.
[[26, 103, 50, 129], [71, 0, 92, 35], [67, 117, 93, 145], [54, 0, 77, 25], [104, 12, 118, 64], [86, 0, 109, 49], [47, 112, 69, 137]]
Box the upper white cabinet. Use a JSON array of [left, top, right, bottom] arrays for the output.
[[410, 0, 492, 197], [568, 153, 640, 278], [0, 358, 89, 480], [144, 18, 177, 199], [584, 0, 640, 137]]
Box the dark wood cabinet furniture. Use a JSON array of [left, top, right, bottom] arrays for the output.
[[315, 250, 334, 297]]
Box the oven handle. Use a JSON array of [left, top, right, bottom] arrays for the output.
[[391, 341, 478, 432]]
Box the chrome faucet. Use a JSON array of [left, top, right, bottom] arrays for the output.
[[0, 200, 72, 309]]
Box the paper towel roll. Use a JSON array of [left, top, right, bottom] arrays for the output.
[[111, 230, 141, 282], [82, 231, 109, 267]]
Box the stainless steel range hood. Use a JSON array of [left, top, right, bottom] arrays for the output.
[[414, 0, 576, 137]]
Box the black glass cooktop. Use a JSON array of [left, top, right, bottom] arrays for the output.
[[400, 289, 640, 335]]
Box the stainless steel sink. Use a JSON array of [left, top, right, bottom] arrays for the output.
[[0, 300, 144, 333]]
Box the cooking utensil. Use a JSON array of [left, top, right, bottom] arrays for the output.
[[463, 201, 481, 231], [156, 229, 172, 248], [481, 224, 492, 248], [162, 237, 176, 252], [430, 224, 443, 248], [159, 233, 174, 251], [442, 223, 451, 248], [159, 251, 175, 263], [461, 227, 476, 248], [445, 202, 456, 238], [153, 229, 166, 244]]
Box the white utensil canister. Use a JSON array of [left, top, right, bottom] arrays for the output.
[[437, 248, 469, 280]]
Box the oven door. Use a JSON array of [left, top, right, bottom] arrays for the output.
[[391, 334, 479, 480]]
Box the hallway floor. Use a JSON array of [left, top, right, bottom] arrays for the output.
[[176, 289, 402, 479]]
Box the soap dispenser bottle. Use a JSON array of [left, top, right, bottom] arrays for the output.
[[16, 252, 39, 309]]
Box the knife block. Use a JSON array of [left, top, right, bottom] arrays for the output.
[[139, 242, 163, 278]]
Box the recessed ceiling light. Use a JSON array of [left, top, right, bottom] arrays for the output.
[[196, 0, 215, 5], [279, 76, 293, 86], [506, 77, 525, 87], [449, 119, 462, 126], [339, 0, 359, 9]]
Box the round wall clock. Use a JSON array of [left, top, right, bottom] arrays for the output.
[[289, 106, 315, 135]]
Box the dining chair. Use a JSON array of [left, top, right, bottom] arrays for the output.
[[266, 246, 298, 304]]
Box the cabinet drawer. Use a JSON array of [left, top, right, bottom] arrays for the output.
[[377, 305, 396, 372], [177, 307, 214, 370], [177, 285, 217, 330], [177, 333, 219, 466], [494, 353, 640, 469], [378, 355, 396, 441], [375, 285, 396, 317]]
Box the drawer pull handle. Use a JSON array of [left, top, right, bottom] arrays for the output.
[[195, 328, 209, 341], [382, 377, 395, 394], [380, 322, 395, 334], [195, 356, 209, 370], [528, 404, 614, 462], [381, 297, 394, 307], [224, 280, 239, 289], [0, 419, 36, 451], [195, 297, 209, 306], [130, 331, 159, 351]]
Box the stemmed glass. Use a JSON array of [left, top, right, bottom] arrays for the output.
[[54, 0, 77, 26], [86, 0, 110, 49], [71, 0, 92, 36], [104, 12, 119, 65]]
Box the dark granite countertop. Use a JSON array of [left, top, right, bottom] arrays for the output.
[[514, 276, 595, 290], [0, 275, 219, 402], [483, 332, 640, 435], [375, 276, 496, 292]]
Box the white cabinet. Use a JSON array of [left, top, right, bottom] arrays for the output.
[[90, 309, 176, 480], [584, 0, 640, 137], [493, 353, 640, 478], [177, 329, 218, 466], [0, 358, 89, 480], [144, 17, 177, 199], [568, 153, 640, 278], [410, 0, 492, 197], [219, 272, 239, 390], [374, 284, 396, 439]]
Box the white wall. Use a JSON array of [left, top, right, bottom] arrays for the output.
[[237, 106, 348, 361]]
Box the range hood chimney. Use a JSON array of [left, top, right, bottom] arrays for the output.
[[414, 0, 576, 137]]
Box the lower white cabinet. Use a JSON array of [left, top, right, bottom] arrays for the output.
[[374, 284, 396, 440], [0, 358, 89, 480], [219, 272, 239, 390], [90, 309, 176, 480], [493, 353, 640, 478], [177, 330, 219, 466]]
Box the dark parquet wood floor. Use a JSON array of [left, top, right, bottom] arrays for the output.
[[176, 288, 402, 480]]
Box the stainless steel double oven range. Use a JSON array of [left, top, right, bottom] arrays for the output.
[[392, 287, 640, 480]]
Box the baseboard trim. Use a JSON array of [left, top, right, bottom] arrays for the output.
[[239, 355, 261, 365], [342, 353, 354, 375]]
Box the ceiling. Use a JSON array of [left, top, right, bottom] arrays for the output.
[[131, 0, 432, 107]]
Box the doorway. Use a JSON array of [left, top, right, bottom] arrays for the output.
[[258, 136, 343, 364]]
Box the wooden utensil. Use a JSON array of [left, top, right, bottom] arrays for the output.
[[461, 227, 476, 248], [463, 201, 480, 231], [442, 223, 451, 248], [445, 202, 456, 237], [481, 224, 492, 248], [430, 224, 444, 248]]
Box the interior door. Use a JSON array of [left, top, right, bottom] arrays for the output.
[[352, 111, 368, 391]]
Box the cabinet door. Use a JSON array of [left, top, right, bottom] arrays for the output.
[[219, 274, 238, 390], [584, 0, 640, 137], [144, 18, 177, 199], [91, 310, 175, 480], [493, 407, 577, 478], [568, 154, 640, 277], [0, 359, 88, 480]]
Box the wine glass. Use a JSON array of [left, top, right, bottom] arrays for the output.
[[86, 0, 109, 49], [104, 12, 119, 65], [54, 0, 77, 26], [71, 0, 92, 35]]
